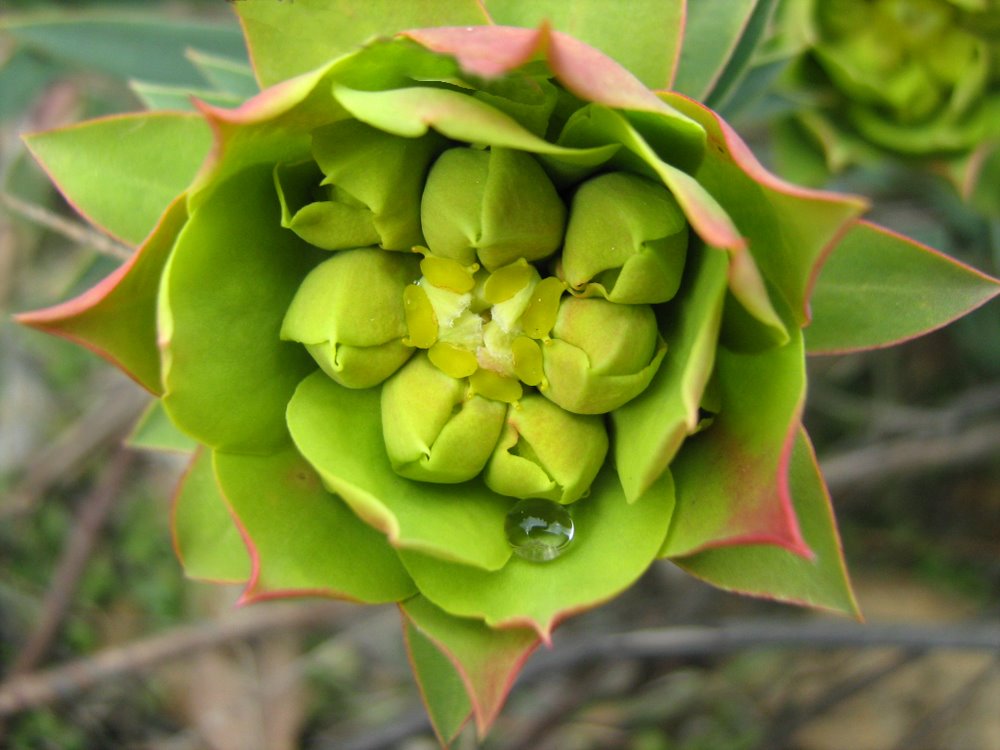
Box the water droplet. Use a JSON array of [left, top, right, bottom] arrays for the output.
[[505, 498, 574, 562]]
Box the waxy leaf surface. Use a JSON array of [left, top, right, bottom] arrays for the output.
[[672, 0, 760, 99], [235, 0, 489, 87], [663, 93, 868, 327], [286, 372, 514, 572], [676, 430, 860, 616], [403, 596, 540, 736], [16, 196, 189, 394], [160, 166, 321, 452], [662, 327, 809, 558], [214, 448, 415, 603], [404, 618, 472, 746], [127, 401, 197, 454], [399, 468, 675, 640], [613, 245, 728, 501], [25, 112, 212, 245], [483, 0, 684, 90], [806, 221, 1000, 354]]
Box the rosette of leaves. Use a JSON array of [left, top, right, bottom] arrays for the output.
[[774, 0, 1000, 203], [16, 0, 1000, 743]]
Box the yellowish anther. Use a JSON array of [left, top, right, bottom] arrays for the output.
[[420, 255, 476, 293], [470, 369, 523, 403], [512, 336, 544, 386], [521, 276, 566, 339], [483, 259, 535, 304], [428, 342, 479, 378], [402, 284, 438, 348]]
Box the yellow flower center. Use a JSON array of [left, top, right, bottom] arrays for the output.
[[402, 253, 565, 402]]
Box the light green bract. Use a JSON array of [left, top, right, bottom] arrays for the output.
[[17, 2, 1000, 744]]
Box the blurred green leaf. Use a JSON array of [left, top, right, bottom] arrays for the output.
[[126, 400, 197, 453], [129, 80, 242, 111], [1, 13, 245, 87], [672, 0, 759, 100], [186, 48, 258, 98], [704, 0, 779, 109], [484, 0, 685, 90]]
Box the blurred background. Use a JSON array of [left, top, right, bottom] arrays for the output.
[[1, 1, 998, 748]]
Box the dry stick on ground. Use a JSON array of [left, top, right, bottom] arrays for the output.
[[1, 381, 149, 519], [0, 601, 347, 718], [5, 614, 997, 722], [0, 192, 132, 261], [821, 420, 1000, 494], [8, 448, 137, 677]]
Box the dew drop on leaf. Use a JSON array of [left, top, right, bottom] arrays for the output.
[[504, 498, 574, 562]]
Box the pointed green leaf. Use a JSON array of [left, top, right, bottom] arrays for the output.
[[130, 81, 242, 112], [15, 195, 188, 394], [126, 400, 197, 453], [186, 49, 258, 99], [214, 448, 415, 603], [171, 450, 251, 584], [676, 430, 860, 616], [234, 0, 490, 87], [661, 92, 869, 327], [661, 327, 809, 558], [703, 0, 780, 109], [1, 13, 245, 87], [806, 220, 1000, 354], [402, 596, 540, 737], [160, 166, 323, 452], [24, 112, 212, 245], [286, 371, 514, 572], [613, 245, 728, 501], [399, 467, 675, 641], [672, 0, 760, 99], [483, 0, 685, 89], [403, 617, 472, 746]]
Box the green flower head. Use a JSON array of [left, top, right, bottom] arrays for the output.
[[17, 1, 999, 741]]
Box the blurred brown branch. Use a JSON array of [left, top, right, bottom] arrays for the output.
[[0, 192, 132, 261], [0, 601, 347, 718]]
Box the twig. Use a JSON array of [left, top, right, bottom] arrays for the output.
[[0, 601, 346, 718], [2, 380, 149, 519], [820, 421, 1000, 494], [523, 620, 1000, 678], [0, 192, 132, 261], [8, 449, 137, 677]]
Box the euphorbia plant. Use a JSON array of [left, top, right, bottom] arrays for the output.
[[772, 0, 1000, 206], [16, 0, 999, 743]]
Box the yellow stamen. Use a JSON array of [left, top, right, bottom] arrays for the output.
[[402, 284, 438, 348], [428, 342, 479, 378], [520, 276, 566, 339], [483, 259, 534, 304], [420, 255, 476, 293], [469, 369, 523, 403]]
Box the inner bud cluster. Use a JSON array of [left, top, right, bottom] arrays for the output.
[[402, 256, 564, 403], [277, 122, 690, 507]]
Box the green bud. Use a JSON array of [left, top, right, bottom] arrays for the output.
[[420, 147, 567, 271], [561, 172, 688, 304], [281, 248, 419, 388], [381, 353, 507, 483], [541, 297, 666, 414], [275, 121, 444, 251], [485, 394, 608, 504]]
